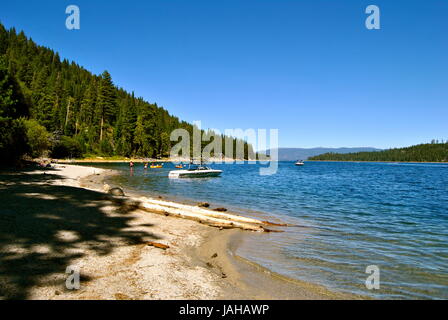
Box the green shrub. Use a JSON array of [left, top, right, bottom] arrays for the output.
[[24, 119, 50, 158], [51, 136, 83, 159], [99, 139, 114, 156], [0, 117, 29, 165]]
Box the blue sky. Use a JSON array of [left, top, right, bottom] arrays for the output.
[[1, 0, 447, 149]]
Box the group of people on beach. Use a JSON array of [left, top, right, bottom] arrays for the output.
[[129, 161, 161, 169]]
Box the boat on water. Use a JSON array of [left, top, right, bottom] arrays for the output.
[[169, 162, 222, 178], [150, 163, 164, 169], [295, 160, 305, 166]]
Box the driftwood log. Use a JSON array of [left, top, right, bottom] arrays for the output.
[[136, 196, 285, 233]]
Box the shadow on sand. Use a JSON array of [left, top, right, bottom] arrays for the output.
[[0, 168, 158, 299]]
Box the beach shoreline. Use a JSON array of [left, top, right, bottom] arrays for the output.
[[0, 163, 353, 300], [56, 157, 252, 164]]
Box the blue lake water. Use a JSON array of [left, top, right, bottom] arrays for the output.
[[85, 161, 448, 299]]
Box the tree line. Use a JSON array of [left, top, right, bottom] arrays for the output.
[[0, 23, 254, 164], [309, 142, 448, 162]]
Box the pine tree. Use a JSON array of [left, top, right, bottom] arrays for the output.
[[79, 79, 97, 128], [160, 132, 171, 157], [0, 56, 29, 164], [0, 56, 28, 118], [96, 71, 117, 141], [50, 72, 64, 131]]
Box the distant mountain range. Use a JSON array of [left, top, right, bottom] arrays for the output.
[[263, 147, 382, 161]]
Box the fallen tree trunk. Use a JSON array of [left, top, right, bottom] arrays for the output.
[[138, 199, 267, 232], [104, 194, 285, 232], [138, 197, 270, 225]]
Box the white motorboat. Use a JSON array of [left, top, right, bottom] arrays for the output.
[[169, 163, 222, 178], [295, 160, 305, 166]]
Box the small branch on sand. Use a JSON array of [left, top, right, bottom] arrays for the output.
[[147, 242, 170, 250]]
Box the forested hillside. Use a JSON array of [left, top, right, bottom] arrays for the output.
[[309, 142, 448, 162], [0, 23, 253, 164], [263, 147, 381, 161]]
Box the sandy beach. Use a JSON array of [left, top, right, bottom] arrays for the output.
[[0, 163, 349, 300]]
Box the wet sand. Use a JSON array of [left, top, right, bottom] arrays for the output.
[[0, 164, 353, 300]]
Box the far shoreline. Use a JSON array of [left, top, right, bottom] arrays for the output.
[[306, 160, 448, 164], [55, 158, 448, 165]]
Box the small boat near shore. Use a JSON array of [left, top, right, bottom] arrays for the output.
[[295, 160, 305, 166], [169, 162, 222, 178]]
